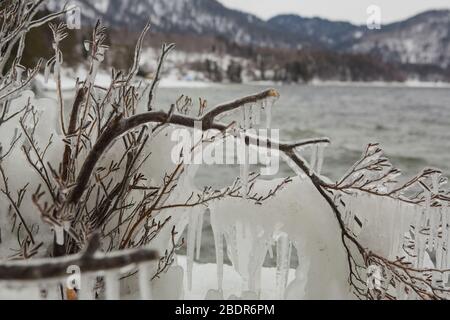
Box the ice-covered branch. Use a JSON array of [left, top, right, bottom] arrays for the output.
[[0, 233, 158, 281], [66, 89, 290, 204]]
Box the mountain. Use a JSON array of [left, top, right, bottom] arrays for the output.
[[47, 0, 299, 48], [45, 1, 450, 81], [349, 10, 450, 68], [48, 1, 450, 68], [267, 15, 365, 50]]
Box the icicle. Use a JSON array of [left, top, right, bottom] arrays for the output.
[[15, 66, 24, 84], [196, 211, 204, 260], [210, 210, 224, 291], [254, 267, 262, 295], [268, 241, 274, 259], [287, 241, 292, 278], [424, 189, 432, 222], [310, 145, 317, 172], [276, 233, 290, 299], [233, 222, 255, 291], [265, 98, 273, 129], [215, 231, 224, 291], [55, 226, 64, 245], [445, 208, 450, 270], [413, 206, 424, 268], [416, 233, 426, 269], [247, 235, 268, 293], [240, 135, 250, 196], [429, 208, 439, 253], [248, 104, 254, 128], [253, 102, 261, 126], [240, 103, 247, 129], [238, 104, 250, 196], [84, 41, 90, 52], [138, 263, 153, 300], [104, 271, 120, 300], [44, 62, 52, 83], [224, 227, 240, 271], [390, 203, 404, 260], [436, 209, 446, 269], [316, 145, 325, 175], [186, 212, 198, 291]]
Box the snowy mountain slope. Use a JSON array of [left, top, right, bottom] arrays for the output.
[[268, 14, 365, 50], [349, 10, 450, 68], [46, 1, 450, 69], [269, 10, 450, 68], [47, 0, 298, 48]]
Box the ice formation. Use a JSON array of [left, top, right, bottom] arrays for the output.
[[138, 263, 153, 300]]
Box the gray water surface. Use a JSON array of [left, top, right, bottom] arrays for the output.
[[156, 83, 450, 183]]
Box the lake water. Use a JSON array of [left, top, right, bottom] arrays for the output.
[[155, 83, 450, 185]]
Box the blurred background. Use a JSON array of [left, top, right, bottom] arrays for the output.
[[26, 0, 450, 180], [18, 0, 449, 83]]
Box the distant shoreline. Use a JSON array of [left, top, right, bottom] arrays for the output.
[[34, 72, 450, 93]]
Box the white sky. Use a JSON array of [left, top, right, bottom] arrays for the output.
[[218, 0, 450, 24]]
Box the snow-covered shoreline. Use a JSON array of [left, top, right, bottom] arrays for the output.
[[34, 72, 450, 93]]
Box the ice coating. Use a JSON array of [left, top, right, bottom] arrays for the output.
[[104, 271, 120, 300]]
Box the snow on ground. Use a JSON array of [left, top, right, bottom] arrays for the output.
[[158, 78, 215, 88], [35, 69, 112, 91], [34, 68, 215, 93], [177, 256, 295, 300]]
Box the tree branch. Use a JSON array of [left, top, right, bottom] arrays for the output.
[[66, 89, 285, 204], [0, 233, 158, 281]]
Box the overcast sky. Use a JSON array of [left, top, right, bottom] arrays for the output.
[[218, 0, 450, 24]]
